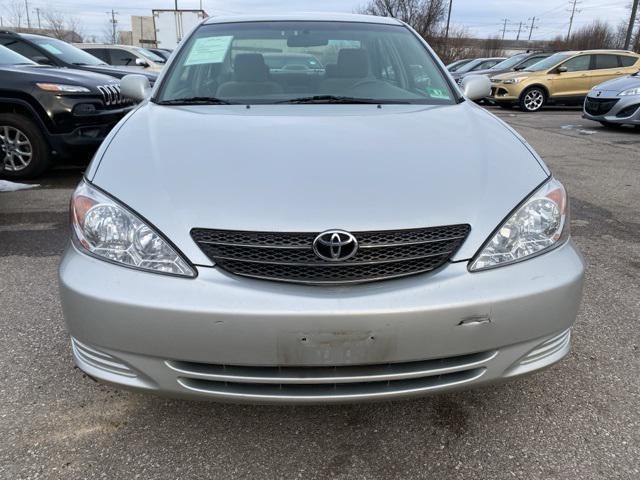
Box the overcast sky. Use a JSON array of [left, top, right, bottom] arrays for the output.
[[7, 0, 635, 41]]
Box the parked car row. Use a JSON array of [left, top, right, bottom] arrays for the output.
[[449, 49, 640, 126], [0, 31, 161, 179]]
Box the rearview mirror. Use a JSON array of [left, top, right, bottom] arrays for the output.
[[287, 34, 329, 48], [33, 56, 54, 66], [120, 74, 151, 102], [461, 75, 491, 101], [557, 66, 568, 74], [135, 58, 149, 67]]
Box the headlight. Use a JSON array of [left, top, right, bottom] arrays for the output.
[[36, 83, 91, 93], [503, 77, 526, 85], [469, 178, 569, 272], [71, 181, 195, 277], [619, 87, 640, 96]]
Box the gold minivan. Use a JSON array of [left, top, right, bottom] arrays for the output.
[[490, 50, 640, 112]]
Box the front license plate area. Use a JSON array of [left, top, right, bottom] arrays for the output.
[[277, 328, 397, 365]]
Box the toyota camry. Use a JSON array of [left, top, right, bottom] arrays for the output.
[[59, 13, 585, 403]]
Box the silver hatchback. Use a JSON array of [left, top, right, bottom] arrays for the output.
[[584, 73, 640, 127], [59, 13, 584, 403]]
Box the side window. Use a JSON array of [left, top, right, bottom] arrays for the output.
[[619, 55, 638, 67], [561, 55, 590, 72], [108, 48, 137, 66], [84, 48, 109, 63], [594, 54, 619, 70], [0, 39, 45, 62]]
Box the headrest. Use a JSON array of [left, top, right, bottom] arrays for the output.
[[336, 49, 369, 78], [234, 54, 269, 82]]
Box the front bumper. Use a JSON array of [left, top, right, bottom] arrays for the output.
[[48, 106, 134, 159], [59, 240, 585, 403], [583, 95, 640, 125], [489, 83, 520, 103]]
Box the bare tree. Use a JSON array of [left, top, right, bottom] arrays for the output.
[[566, 20, 616, 50], [479, 36, 505, 57], [6, 0, 25, 28], [41, 9, 84, 41], [358, 0, 447, 39]]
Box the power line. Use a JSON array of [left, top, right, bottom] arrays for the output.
[[501, 18, 509, 40], [25, 0, 31, 28], [528, 17, 539, 41], [107, 9, 118, 44], [566, 0, 582, 41], [624, 0, 639, 50], [444, 0, 453, 41]]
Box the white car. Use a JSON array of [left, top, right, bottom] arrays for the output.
[[75, 44, 166, 72]]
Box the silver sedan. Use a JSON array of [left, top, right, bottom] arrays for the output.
[[584, 73, 640, 127], [59, 13, 584, 404]]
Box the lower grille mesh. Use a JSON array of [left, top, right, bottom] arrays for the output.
[[191, 225, 470, 285], [168, 349, 496, 401], [585, 97, 619, 116]]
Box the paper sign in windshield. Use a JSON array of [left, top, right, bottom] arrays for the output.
[[185, 36, 233, 66]]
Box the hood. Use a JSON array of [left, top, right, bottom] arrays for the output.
[[78, 64, 158, 81], [1, 64, 118, 86], [591, 74, 640, 94], [90, 102, 549, 266]]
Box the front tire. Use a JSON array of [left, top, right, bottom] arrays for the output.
[[519, 87, 546, 112], [0, 113, 50, 179]]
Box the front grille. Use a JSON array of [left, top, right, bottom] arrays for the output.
[[191, 225, 470, 285], [167, 350, 496, 401], [97, 84, 129, 107], [585, 97, 619, 116]]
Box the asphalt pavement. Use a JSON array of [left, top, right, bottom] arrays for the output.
[[0, 107, 639, 479]]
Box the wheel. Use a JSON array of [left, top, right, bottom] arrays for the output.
[[0, 113, 50, 179], [519, 87, 546, 112]]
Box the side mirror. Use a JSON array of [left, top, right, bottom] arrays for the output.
[[120, 74, 151, 102], [557, 66, 568, 74], [135, 58, 149, 67], [461, 75, 491, 101]]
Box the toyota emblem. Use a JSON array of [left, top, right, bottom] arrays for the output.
[[313, 230, 358, 262]]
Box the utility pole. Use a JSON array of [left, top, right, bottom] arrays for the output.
[[624, 0, 639, 50], [25, 0, 31, 28], [444, 0, 453, 42], [527, 17, 538, 41], [35, 8, 41, 29], [501, 18, 509, 40], [516, 21, 523, 41], [566, 0, 581, 42], [108, 10, 119, 44]]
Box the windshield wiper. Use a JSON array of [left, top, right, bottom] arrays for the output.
[[276, 95, 408, 105], [155, 96, 233, 106]]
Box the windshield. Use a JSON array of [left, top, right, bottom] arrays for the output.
[[27, 36, 105, 65], [454, 59, 486, 73], [0, 45, 35, 65], [157, 21, 455, 105], [490, 54, 526, 71], [136, 47, 166, 63], [524, 53, 572, 72]]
